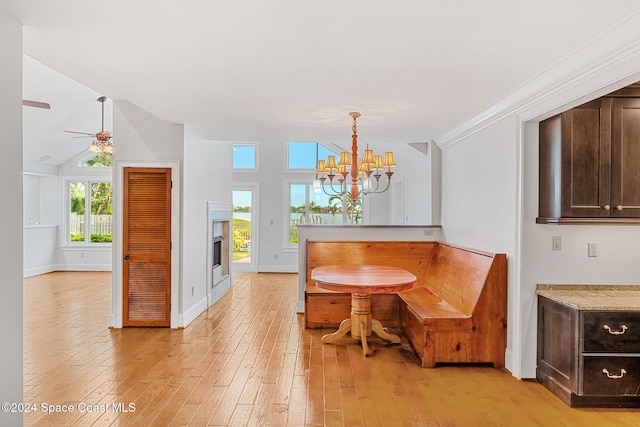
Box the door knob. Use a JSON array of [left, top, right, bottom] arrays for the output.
[[617, 205, 623, 211], [124, 254, 131, 260], [604, 205, 610, 211]]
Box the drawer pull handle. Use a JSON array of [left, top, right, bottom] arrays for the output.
[[602, 368, 627, 379], [603, 324, 628, 335]]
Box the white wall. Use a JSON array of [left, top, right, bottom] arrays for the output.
[[181, 129, 232, 326], [0, 11, 24, 426], [441, 117, 518, 252]]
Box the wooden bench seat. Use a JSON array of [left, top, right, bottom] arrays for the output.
[[398, 287, 468, 321], [304, 240, 507, 368]]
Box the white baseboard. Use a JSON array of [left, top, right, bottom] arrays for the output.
[[56, 263, 113, 272], [180, 296, 209, 328], [24, 263, 113, 277], [24, 264, 57, 278], [258, 264, 298, 273]]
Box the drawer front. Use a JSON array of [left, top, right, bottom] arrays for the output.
[[582, 311, 640, 353], [581, 356, 640, 396]]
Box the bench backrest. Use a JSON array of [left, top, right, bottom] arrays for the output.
[[305, 240, 436, 289], [424, 242, 500, 316]]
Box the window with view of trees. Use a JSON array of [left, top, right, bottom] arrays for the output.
[[288, 183, 362, 244], [69, 180, 113, 244], [80, 152, 113, 168]]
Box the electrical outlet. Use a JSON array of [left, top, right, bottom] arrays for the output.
[[424, 229, 434, 236], [588, 243, 597, 257], [274, 254, 279, 260], [552, 236, 562, 251], [191, 286, 195, 295]]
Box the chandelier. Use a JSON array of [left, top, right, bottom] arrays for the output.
[[314, 112, 396, 200]]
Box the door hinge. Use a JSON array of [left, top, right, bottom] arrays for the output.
[[171, 180, 173, 188]]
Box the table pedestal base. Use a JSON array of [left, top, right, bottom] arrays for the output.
[[321, 293, 402, 357]]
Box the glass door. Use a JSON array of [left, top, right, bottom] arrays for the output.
[[232, 188, 257, 272]]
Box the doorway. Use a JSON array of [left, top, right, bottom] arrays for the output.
[[122, 167, 172, 327], [233, 186, 258, 273]]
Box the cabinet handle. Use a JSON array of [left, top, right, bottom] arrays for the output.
[[603, 324, 627, 335], [602, 368, 627, 379], [604, 205, 611, 211], [616, 205, 623, 211]]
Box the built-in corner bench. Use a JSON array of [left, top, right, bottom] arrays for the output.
[[304, 240, 507, 368]]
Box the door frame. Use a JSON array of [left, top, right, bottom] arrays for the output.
[[232, 183, 259, 273], [111, 160, 181, 328]]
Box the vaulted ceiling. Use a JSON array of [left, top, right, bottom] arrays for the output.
[[5, 1, 640, 166]]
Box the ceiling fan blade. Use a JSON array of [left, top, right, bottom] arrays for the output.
[[22, 100, 51, 109], [65, 130, 96, 136]]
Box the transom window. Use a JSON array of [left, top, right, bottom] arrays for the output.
[[78, 152, 113, 168], [288, 142, 337, 169], [233, 144, 257, 169]]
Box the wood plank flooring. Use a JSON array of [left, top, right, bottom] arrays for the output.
[[23, 271, 640, 426]]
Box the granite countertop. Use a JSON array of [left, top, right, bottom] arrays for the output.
[[536, 284, 640, 310]]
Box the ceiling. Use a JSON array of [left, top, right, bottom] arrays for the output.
[[6, 1, 640, 167]]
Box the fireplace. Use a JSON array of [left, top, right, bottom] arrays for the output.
[[207, 202, 232, 305], [213, 236, 223, 268]]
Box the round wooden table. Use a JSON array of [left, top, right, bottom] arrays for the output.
[[311, 264, 416, 356]]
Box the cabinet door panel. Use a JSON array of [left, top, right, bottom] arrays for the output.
[[537, 297, 578, 390], [561, 98, 611, 217], [612, 98, 640, 217]]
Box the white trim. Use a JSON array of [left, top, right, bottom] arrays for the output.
[[436, 11, 640, 150], [180, 296, 208, 328], [111, 160, 181, 329], [258, 264, 298, 273]]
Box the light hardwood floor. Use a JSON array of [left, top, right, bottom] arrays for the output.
[[23, 271, 640, 426]]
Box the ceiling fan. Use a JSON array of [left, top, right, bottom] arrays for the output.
[[65, 96, 113, 153], [22, 99, 51, 109]]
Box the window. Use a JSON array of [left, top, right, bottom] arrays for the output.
[[233, 144, 256, 169], [68, 180, 113, 244], [289, 183, 362, 245], [79, 152, 113, 168], [288, 142, 337, 169]]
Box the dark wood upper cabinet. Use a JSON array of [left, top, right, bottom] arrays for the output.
[[611, 98, 640, 217], [538, 89, 640, 224]]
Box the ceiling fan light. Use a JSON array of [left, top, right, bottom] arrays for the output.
[[88, 141, 102, 153]]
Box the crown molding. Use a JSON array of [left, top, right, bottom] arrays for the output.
[[436, 11, 640, 150]]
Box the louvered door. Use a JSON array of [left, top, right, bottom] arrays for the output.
[[123, 167, 171, 327]]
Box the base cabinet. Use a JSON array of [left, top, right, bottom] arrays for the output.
[[537, 295, 640, 407]]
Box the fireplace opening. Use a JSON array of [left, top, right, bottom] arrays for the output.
[[213, 236, 223, 268]]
